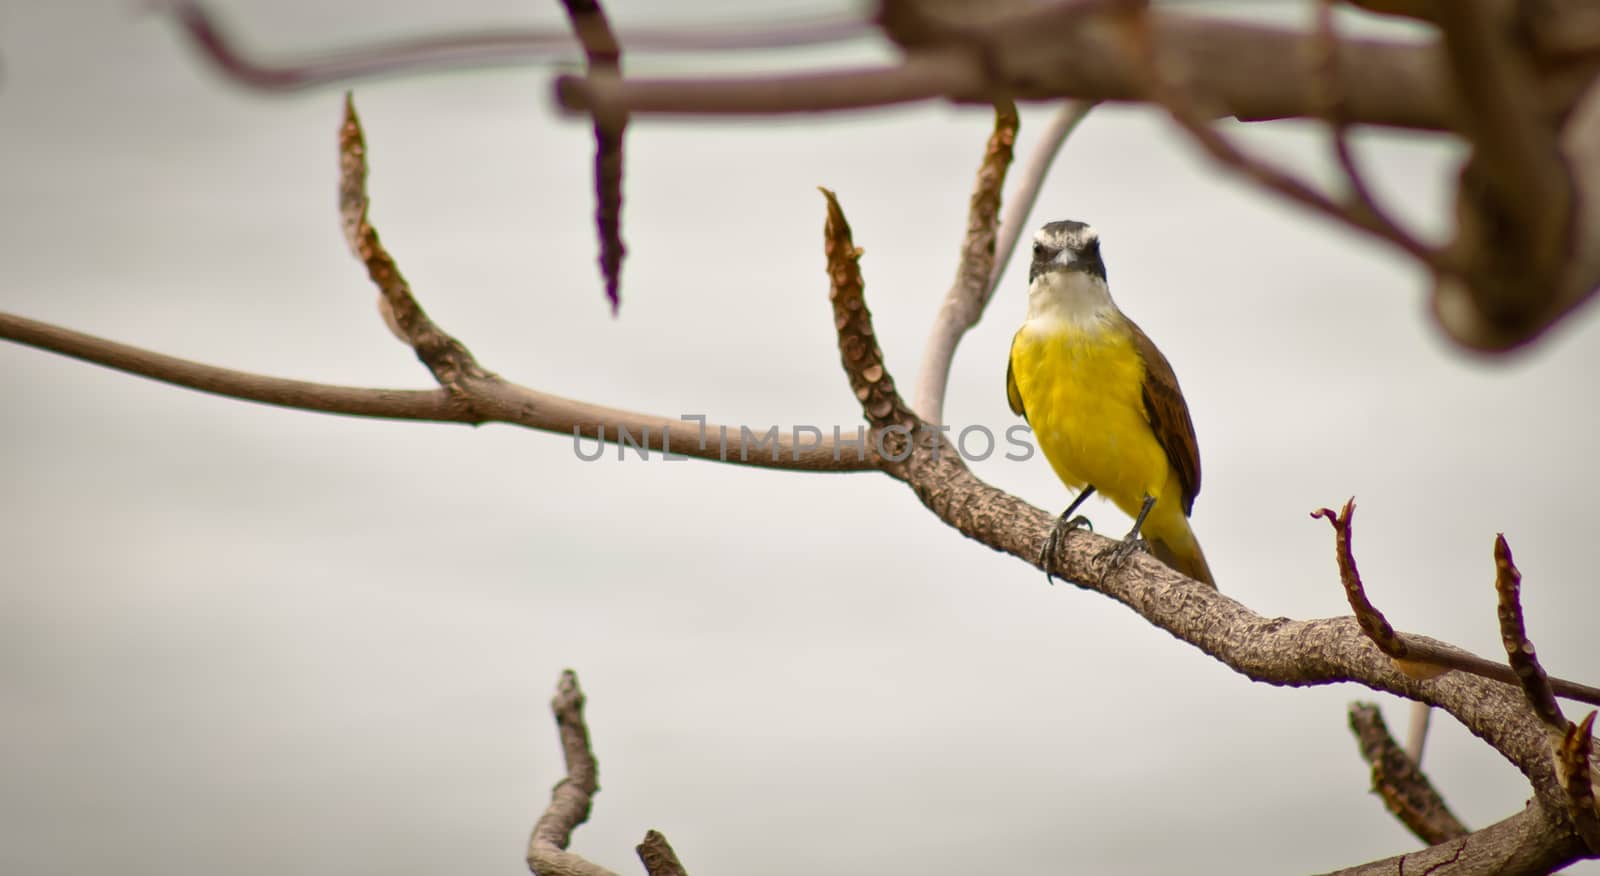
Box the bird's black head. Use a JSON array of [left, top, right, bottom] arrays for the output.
[[1028, 219, 1106, 284]]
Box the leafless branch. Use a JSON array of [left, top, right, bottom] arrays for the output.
[[1122, 8, 1447, 268], [1318, 800, 1581, 876], [635, 831, 689, 876], [1494, 534, 1567, 730], [1309, 502, 1600, 708], [1312, 0, 1436, 259], [1348, 702, 1469, 845], [557, 11, 1456, 131], [914, 101, 1019, 425], [527, 670, 620, 876], [557, 0, 629, 313], [341, 94, 491, 392], [153, 1, 871, 92]]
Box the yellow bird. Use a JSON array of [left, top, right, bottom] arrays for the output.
[[1007, 220, 1215, 588]]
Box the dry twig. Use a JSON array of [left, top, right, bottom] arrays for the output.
[[914, 101, 1020, 425], [527, 670, 620, 876], [1348, 702, 1469, 845]]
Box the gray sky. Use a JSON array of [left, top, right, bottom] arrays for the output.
[[4, 2, 1598, 874]]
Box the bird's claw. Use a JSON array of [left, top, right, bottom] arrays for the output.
[[1096, 535, 1148, 583], [1040, 514, 1093, 586]]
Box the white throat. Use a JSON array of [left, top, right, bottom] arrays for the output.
[[1025, 269, 1119, 331]]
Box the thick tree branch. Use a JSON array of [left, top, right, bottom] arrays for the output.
[[558, 11, 1456, 131], [557, 0, 629, 313], [527, 671, 620, 876], [1348, 702, 1469, 845], [914, 101, 1019, 425], [1318, 800, 1582, 876]]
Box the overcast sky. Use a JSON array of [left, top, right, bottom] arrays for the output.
[[4, 2, 1599, 874]]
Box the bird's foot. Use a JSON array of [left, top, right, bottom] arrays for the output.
[[1096, 533, 1148, 584], [1039, 513, 1093, 586]]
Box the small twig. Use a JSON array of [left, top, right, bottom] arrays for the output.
[[154, 0, 871, 92], [340, 94, 491, 393], [635, 830, 689, 876], [1120, 7, 1445, 268], [1311, 0, 1435, 262], [914, 101, 1020, 425], [1494, 535, 1567, 730], [1311, 500, 1422, 672], [1312, 501, 1600, 708], [527, 670, 620, 876], [558, 0, 629, 313], [1348, 702, 1469, 845], [1561, 712, 1600, 852], [820, 187, 920, 438]]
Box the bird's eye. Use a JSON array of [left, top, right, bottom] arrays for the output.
[[1032, 242, 1047, 259]]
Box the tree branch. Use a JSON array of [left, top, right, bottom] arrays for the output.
[[986, 101, 1095, 295], [914, 101, 1019, 425], [153, 1, 872, 91], [815, 190, 1596, 872], [1121, 8, 1448, 268], [557, 10, 1456, 131], [1318, 800, 1582, 876], [1348, 702, 1469, 845], [635, 831, 689, 876], [1311, 500, 1600, 708], [527, 670, 620, 876]]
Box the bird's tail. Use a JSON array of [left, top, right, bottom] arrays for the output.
[[1148, 514, 1216, 589]]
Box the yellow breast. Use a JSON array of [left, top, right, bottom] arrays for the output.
[[1009, 316, 1172, 519]]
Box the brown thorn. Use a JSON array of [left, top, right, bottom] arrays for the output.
[[1561, 711, 1600, 852], [819, 188, 918, 439], [527, 670, 621, 876], [1494, 534, 1567, 729], [338, 95, 492, 392], [558, 0, 629, 313], [1347, 703, 1469, 845], [635, 830, 690, 876]]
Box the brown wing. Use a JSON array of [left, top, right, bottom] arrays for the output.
[[1125, 317, 1201, 515], [1005, 331, 1028, 421]]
